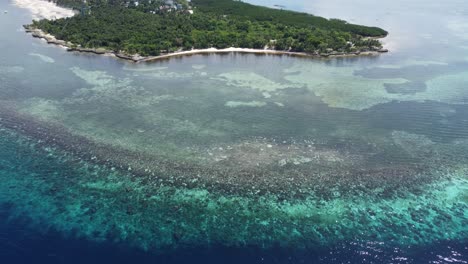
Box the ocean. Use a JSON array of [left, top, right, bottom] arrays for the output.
[[0, 0, 467, 263]]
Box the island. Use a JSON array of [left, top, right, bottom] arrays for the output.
[[25, 0, 389, 62]]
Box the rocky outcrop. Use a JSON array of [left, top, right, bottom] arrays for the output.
[[25, 25, 71, 46], [115, 53, 142, 62], [67, 47, 109, 55]]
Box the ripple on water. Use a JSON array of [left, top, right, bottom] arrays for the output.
[[29, 53, 55, 63], [225, 101, 267, 108]]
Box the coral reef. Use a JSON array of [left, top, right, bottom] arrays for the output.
[[0, 125, 466, 251]]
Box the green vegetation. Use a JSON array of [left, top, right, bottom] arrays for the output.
[[32, 0, 387, 57], [193, 0, 387, 37]]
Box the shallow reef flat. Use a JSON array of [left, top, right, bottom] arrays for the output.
[[2, 101, 467, 199], [0, 124, 467, 251], [1, 53, 468, 253], [283, 61, 468, 110], [4, 63, 467, 199]]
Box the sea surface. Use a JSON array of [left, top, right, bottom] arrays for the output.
[[0, 0, 467, 263]]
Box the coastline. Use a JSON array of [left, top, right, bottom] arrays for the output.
[[16, 0, 388, 62], [25, 26, 389, 63]]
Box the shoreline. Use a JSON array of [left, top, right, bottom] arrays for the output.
[[15, 0, 388, 62], [25, 26, 389, 63]]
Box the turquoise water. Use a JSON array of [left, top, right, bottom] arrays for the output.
[[0, 0, 467, 262]]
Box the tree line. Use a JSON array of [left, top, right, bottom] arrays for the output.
[[34, 0, 386, 56]]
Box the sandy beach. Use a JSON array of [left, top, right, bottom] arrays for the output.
[[12, 0, 75, 20], [138, 47, 314, 62], [138, 47, 386, 62]]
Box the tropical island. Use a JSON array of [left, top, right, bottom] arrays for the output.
[[26, 0, 389, 61]]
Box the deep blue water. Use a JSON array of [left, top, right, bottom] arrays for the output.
[[1, 212, 467, 264]]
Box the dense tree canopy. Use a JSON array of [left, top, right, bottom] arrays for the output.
[[192, 0, 387, 37], [34, 0, 386, 56]]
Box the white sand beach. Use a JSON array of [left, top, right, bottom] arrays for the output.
[[138, 47, 312, 62], [138, 47, 381, 62], [12, 0, 75, 20]]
